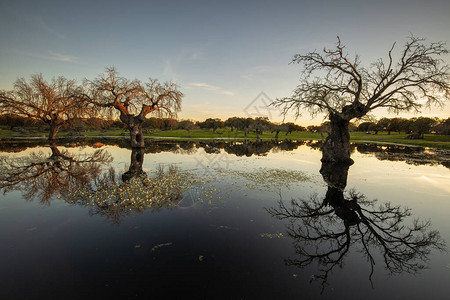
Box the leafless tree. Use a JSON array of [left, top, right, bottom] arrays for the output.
[[0, 74, 89, 140], [81, 67, 183, 148], [273, 35, 450, 163]]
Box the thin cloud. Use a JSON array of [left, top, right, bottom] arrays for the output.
[[241, 65, 271, 81], [35, 16, 67, 40], [47, 51, 78, 62], [186, 82, 234, 96], [14, 49, 79, 63], [253, 65, 271, 73]]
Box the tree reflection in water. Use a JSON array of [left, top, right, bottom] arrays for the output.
[[267, 161, 446, 291], [65, 148, 214, 224], [0, 143, 112, 204], [0, 146, 214, 224], [356, 144, 450, 169]]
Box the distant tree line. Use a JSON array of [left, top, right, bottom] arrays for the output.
[[197, 117, 306, 139], [355, 117, 450, 136], [1, 113, 449, 138], [0, 114, 307, 137]]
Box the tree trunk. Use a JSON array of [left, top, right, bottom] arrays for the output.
[[49, 143, 63, 157], [320, 161, 360, 226], [321, 113, 353, 164], [48, 125, 61, 140], [122, 148, 146, 181], [320, 161, 350, 190], [121, 114, 145, 148], [129, 123, 144, 148]]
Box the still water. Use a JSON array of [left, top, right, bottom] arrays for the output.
[[0, 140, 449, 299]]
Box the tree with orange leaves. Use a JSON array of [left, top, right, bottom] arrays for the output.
[[0, 74, 88, 140], [81, 67, 183, 148]]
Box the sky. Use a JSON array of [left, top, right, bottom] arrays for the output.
[[1, 0, 449, 125]]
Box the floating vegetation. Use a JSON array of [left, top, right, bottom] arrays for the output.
[[260, 233, 284, 239], [214, 167, 311, 191], [209, 225, 240, 231], [151, 242, 173, 252], [65, 165, 220, 224]]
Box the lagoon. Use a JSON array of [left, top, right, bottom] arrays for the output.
[[0, 140, 449, 299]]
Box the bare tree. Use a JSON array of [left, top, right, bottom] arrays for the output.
[[0, 74, 88, 140], [273, 35, 450, 163], [81, 67, 183, 148]]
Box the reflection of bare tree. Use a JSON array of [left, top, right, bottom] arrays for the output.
[[65, 149, 208, 224], [267, 161, 445, 291], [0, 143, 112, 204], [122, 148, 146, 181]]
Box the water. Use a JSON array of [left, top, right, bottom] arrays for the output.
[[0, 140, 449, 299]]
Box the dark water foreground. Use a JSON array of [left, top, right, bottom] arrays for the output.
[[0, 140, 449, 299]]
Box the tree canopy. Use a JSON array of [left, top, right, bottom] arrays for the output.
[[81, 67, 183, 147], [0, 74, 89, 140]]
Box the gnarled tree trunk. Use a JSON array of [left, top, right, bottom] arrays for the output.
[[129, 123, 144, 148], [120, 114, 145, 148], [122, 148, 146, 181], [321, 113, 353, 164]]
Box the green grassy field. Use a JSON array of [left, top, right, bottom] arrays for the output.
[[143, 129, 450, 149], [1, 127, 449, 149]]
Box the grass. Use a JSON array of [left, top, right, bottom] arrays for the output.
[[145, 129, 324, 140], [81, 129, 128, 136], [144, 129, 450, 149], [1, 126, 449, 149], [349, 131, 450, 149]]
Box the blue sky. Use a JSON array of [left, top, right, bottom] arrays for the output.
[[1, 0, 449, 125]]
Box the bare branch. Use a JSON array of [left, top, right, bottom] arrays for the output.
[[273, 35, 450, 121]]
